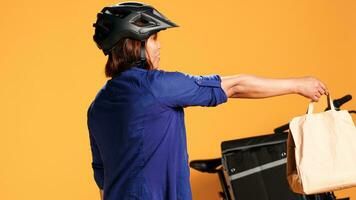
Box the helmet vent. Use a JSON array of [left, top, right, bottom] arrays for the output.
[[133, 17, 157, 27]]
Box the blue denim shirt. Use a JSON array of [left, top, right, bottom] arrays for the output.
[[87, 66, 228, 200]]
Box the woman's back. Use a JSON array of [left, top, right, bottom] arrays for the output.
[[87, 66, 227, 199]]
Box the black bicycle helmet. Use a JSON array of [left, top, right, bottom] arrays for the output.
[[93, 2, 178, 67]]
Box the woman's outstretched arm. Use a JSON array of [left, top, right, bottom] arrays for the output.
[[220, 74, 328, 102]]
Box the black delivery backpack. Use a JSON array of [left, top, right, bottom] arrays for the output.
[[221, 132, 349, 200]]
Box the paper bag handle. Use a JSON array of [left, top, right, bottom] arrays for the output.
[[307, 94, 335, 114]]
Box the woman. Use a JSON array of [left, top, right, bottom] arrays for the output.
[[87, 2, 328, 200]]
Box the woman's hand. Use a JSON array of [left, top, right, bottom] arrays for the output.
[[294, 76, 328, 102]]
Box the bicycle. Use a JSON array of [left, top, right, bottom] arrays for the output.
[[190, 94, 355, 200]]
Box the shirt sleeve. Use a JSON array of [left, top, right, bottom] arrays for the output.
[[87, 105, 104, 189], [147, 70, 228, 108]]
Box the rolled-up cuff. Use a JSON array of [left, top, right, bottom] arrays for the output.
[[195, 74, 228, 106]]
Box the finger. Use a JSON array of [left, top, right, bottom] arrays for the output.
[[310, 93, 320, 101], [311, 97, 319, 102], [318, 88, 325, 96], [319, 82, 328, 95], [313, 95, 320, 102], [320, 82, 327, 90], [315, 92, 321, 98], [324, 88, 329, 95]]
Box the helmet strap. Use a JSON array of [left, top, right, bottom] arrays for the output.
[[139, 40, 147, 69]]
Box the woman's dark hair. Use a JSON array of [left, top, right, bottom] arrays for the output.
[[105, 34, 155, 78]]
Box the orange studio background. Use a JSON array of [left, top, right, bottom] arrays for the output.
[[1, 0, 355, 199]]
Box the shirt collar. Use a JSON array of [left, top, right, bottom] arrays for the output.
[[131, 66, 148, 72]]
